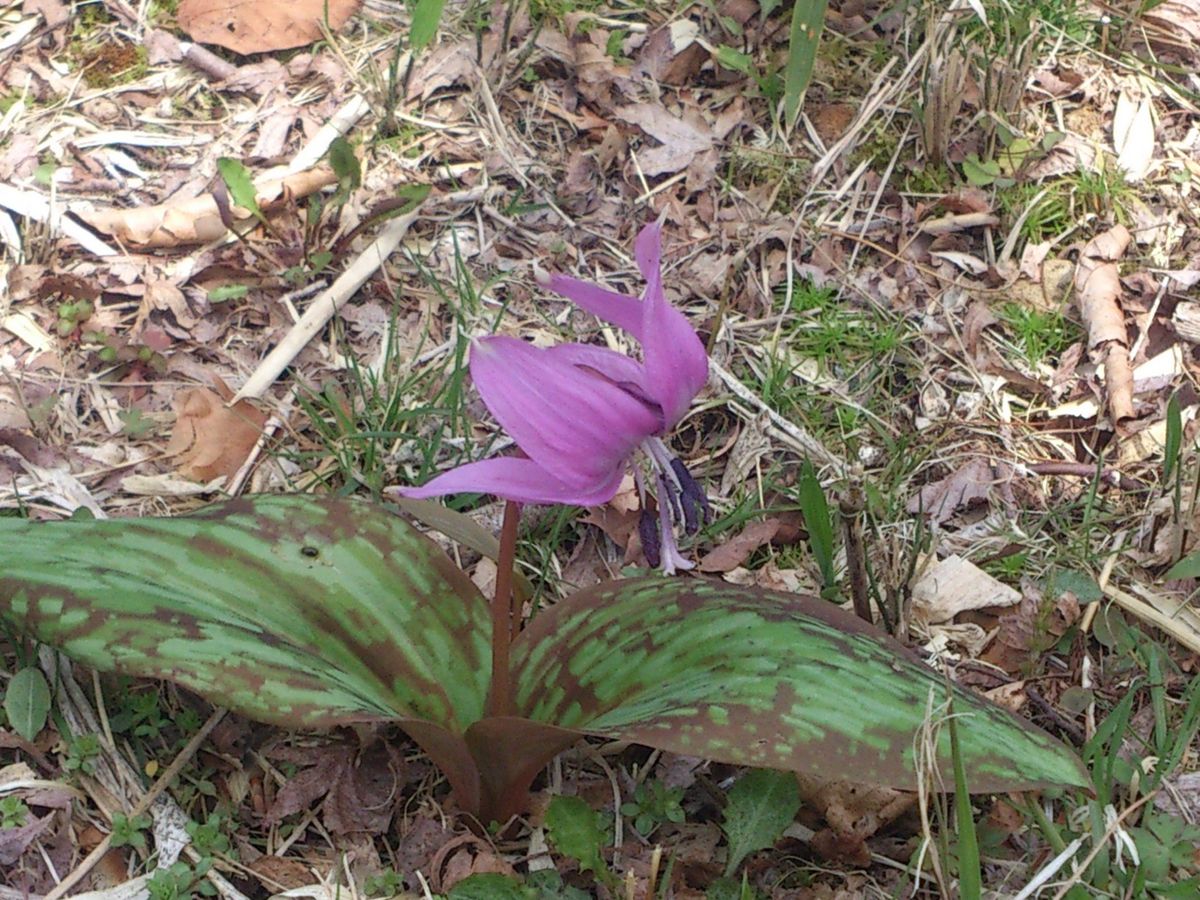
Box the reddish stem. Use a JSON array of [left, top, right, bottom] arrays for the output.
[[487, 501, 520, 719]]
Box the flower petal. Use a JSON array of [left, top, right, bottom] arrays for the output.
[[546, 343, 662, 424], [470, 336, 660, 488], [543, 274, 644, 339], [634, 221, 662, 285], [394, 456, 624, 506], [639, 265, 708, 427]]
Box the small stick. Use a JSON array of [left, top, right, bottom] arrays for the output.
[[488, 501, 520, 718], [708, 358, 845, 472], [839, 482, 872, 624], [1026, 686, 1085, 746], [233, 208, 421, 402], [42, 708, 227, 900], [1048, 791, 1157, 900]]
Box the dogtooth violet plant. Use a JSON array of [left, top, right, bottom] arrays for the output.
[[0, 226, 1088, 826]]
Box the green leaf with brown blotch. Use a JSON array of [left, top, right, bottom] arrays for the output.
[[510, 577, 1090, 793], [0, 496, 1089, 826], [0, 496, 491, 732]]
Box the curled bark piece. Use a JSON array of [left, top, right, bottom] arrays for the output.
[[1075, 225, 1134, 424], [77, 166, 338, 248]]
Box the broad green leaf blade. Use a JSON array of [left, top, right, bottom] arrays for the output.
[[796, 460, 835, 593], [4, 666, 51, 741], [1164, 550, 1200, 581], [0, 496, 490, 732], [410, 0, 447, 52], [782, 0, 827, 128], [447, 874, 530, 900], [720, 769, 800, 877], [1164, 392, 1181, 483], [215, 157, 264, 221], [512, 578, 1089, 792], [545, 795, 610, 878]]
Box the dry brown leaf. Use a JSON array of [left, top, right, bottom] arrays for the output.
[[177, 0, 361, 54], [166, 384, 266, 483], [615, 103, 713, 176], [23, 0, 68, 29], [80, 166, 337, 248], [796, 775, 913, 866], [697, 518, 781, 573], [632, 23, 707, 85], [985, 582, 1080, 673], [910, 554, 1021, 624], [407, 40, 477, 101], [1075, 225, 1134, 424], [907, 457, 995, 523], [429, 834, 516, 894], [246, 856, 315, 891], [1143, 0, 1200, 62]]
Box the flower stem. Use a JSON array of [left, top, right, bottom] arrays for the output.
[[488, 500, 520, 718]]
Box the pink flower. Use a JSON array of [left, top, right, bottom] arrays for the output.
[[396, 222, 708, 570]]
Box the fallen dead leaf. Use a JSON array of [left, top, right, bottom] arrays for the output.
[[911, 554, 1021, 624], [697, 518, 781, 572], [985, 581, 1080, 672], [907, 457, 996, 523], [247, 856, 315, 892], [1075, 225, 1134, 424], [166, 383, 266, 483], [429, 834, 516, 894], [616, 103, 713, 177], [177, 0, 361, 54], [1112, 89, 1156, 182], [23, 0, 68, 30], [795, 775, 913, 866], [1143, 0, 1200, 63], [80, 166, 337, 248], [407, 40, 477, 101]]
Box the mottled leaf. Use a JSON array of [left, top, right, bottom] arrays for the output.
[[512, 578, 1089, 793], [0, 496, 490, 731]]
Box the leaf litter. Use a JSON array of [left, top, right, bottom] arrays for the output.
[[2, 0, 1200, 895]]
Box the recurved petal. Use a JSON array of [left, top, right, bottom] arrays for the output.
[[639, 266, 709, 428], [634, 221, 662, 285], [543, 274, 644, 339], [470, 336, 660, 488], [394, 456, 624, 506]]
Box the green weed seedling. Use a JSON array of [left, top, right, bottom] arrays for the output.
[[62, 733, 101, 777], [996, 303, 1080, 368], [109, 812, 152, 853], [621, 777, 686, 837], [1022, 644, 1200, 897], [795, 460, 837, 599], [720, 769, 800, 878], [147, 860, 216, 900], [363, 868, 405, 896], [0, 795, 29, 828], [545, 794, 616, 890]]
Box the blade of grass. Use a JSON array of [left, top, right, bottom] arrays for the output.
[[949, 704, 982, 900], [783, 0, 828, 129]]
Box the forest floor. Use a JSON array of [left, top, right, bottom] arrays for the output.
[[2, 0, 1200, 897]]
